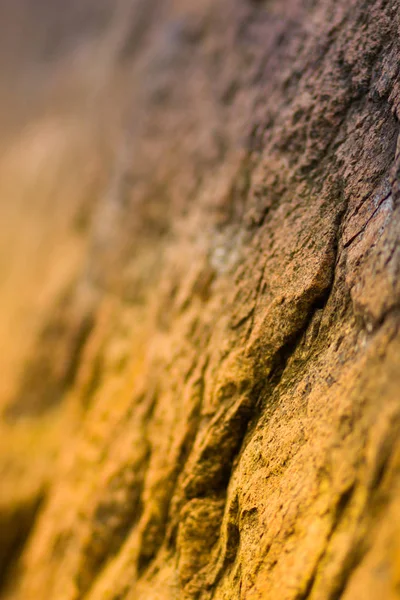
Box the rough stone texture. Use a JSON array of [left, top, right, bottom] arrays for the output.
[[1, 0, 400, 599]]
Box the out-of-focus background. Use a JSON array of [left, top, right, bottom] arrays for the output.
[[0, 0, 218, 424], [0, 4, 138, 586], [0, 0, 128, 414]]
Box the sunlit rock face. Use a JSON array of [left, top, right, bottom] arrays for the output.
[[1, 1, 400, 599]]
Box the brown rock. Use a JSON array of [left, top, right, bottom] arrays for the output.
[[1, 0, 400, 599]]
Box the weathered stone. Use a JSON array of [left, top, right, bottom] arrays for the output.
[[1, 0, 400, 599]]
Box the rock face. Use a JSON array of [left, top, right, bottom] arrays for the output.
[[1, 0, 400, 599]]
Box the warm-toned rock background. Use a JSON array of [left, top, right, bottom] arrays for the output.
[[1, 1, 400, 598]]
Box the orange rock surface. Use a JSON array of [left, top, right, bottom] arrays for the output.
[[1, 1, 400, 599]]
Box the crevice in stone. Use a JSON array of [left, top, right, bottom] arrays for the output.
[[0, 492, 44, 594]]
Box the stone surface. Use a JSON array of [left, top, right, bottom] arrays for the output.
[[1, 0, 400, 599]]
